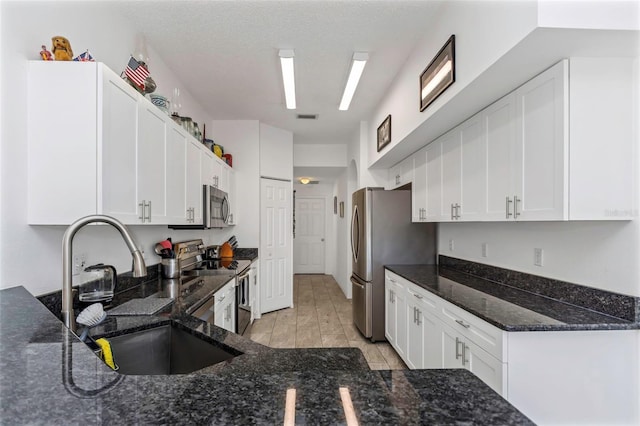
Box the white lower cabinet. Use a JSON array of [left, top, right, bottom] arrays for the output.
[[214, 279, 236, 333], [385, 274, 407, 359], [385, 269, 507, 395], [384, 269, 639, 425]]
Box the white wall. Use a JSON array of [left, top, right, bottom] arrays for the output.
[[0, 2, 227, 295], [260, 123, 293, 181], [294, 144, 348, 167], [538, 0, 640, 30], [367, 0, 538, 168], [332, 171, 349, 297], [209, 120, 261, 247]]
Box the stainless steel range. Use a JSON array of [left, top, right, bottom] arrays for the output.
[[172, 239, 251, 335]]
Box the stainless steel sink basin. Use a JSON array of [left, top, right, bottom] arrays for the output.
[[106, 323, 241, 375]]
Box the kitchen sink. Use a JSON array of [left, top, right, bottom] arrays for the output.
[[105, 323, 241, 375]]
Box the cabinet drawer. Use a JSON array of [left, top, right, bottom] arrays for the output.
[[439, 298, 505, 361], [386, 270, 439, 313]]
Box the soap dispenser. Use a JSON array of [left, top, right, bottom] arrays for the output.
[[78, 264, 117, 302]]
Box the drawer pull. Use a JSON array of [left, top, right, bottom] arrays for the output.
[[413, 294, 423, 300], [455, 319, 470, 329]]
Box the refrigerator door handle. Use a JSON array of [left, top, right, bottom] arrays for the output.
[[351, 204, 359, 263]]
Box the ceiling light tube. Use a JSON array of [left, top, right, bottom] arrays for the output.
[[339, 52, 368, 111], [279, 49, 296, 109]]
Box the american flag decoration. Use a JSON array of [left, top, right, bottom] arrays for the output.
[[125, 56, 149, 90], [73, 50, 94, 62]]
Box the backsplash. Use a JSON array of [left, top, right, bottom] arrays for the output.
[[439, 255, 640, 323]]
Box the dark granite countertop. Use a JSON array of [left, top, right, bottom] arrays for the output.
[[385, 264, 639, 332], [0, 285, 533, 424], [233, 247, 258, 261]]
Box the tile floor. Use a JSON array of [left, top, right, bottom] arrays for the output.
[[249, 274, 407, 370]]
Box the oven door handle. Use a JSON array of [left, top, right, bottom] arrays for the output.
[[237, 271, 250, 281]]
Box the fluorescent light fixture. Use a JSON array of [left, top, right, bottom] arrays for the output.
[[339, 52, 368, 111], [279, 49, 296, 109], [299, 177, 310, 185], [421, 58, 452, 101]]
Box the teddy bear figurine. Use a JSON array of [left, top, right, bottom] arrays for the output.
[[51, 36, 73, 61]]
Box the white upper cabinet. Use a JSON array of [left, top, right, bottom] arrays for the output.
[[27, 61, 216, 226], [440, 129, 461, 222], [186, 139, 203, 225], [99, 65, 140, 224], [484, 93, 517, 220], [166, 126, 189, 225], [513, 60, 568, 221], [404, 57, 633, 223], [388, 156, 413, 189], [458, 112, 486, 221], [412, 146, 427, 222], [137, 102, 168, 223]]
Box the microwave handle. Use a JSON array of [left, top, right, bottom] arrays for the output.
[[222, 195, 230, 224]]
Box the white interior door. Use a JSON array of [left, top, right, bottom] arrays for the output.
[[294, 197, 326, 274], [260, 178, 293, 314]]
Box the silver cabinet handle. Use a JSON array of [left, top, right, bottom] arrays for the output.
[[506, 196, 513, 218], [389, 291, 393, 303], [416, 309, 421, 326], [514, 195, 521, 218], [455, 337, 462, 360], [414, 293, 423, 300], [463, 344, 469, 365], [455, 319, 471, 328], [139, 201, 145, 222], [147, 201, 152, 222], [413, 307, 417, 324], [455, 203, 461, 219]]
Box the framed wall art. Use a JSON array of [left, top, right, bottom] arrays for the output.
[[420, 35, 455, 112], [377, 114, 392, 152]]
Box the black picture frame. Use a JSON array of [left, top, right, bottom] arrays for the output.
[[377, 114, 392, 152], [420, 35, 455, 112]]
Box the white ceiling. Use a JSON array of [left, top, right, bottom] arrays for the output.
[[110, 0, 442, 147]]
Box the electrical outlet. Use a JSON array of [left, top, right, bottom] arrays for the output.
[[534, 248, 544, 267], [481, 243, 488, 258], [73, 253, 87, 276], [448, 239, 455, 251]]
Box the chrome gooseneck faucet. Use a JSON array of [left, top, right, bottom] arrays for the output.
[[62, 215, 147, 331]]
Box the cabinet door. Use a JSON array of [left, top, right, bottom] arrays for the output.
[[406, 288, 441, 370], [186, 139, 203, 224], [201, 148, 215, 187], [137, 103, 167, 223], [465, 338, 505, 395], [166, 126, 188, 224], [424, 141, 443, 221], [441, 324, 465, 369], [384, 279, 397, 347], [459, 112, 486, 221], [484, 93, 517, 221], [440, 130, 461, 222], [514, 60, 568, 221], [412, 147, 427, 222], [100, 68, 139, 223]]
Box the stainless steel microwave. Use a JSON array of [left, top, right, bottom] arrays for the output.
[[169, 185, 229, 229]]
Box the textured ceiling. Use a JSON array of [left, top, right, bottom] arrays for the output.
[[110, 0, 442, 145]]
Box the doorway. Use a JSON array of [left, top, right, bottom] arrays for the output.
[[293, 196, 326, 274]]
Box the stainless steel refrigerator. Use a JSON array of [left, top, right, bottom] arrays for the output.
[[351, 187, 437, 342]]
